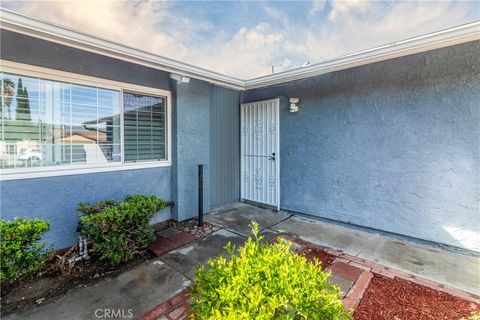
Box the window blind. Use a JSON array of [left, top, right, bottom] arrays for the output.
[[123, 92, 166, 162]]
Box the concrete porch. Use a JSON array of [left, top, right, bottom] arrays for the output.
[[205, 202, 480, 297]]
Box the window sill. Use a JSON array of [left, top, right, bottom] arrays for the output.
[[0, 161, 172, 181]]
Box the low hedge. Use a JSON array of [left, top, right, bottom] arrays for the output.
[[78, 195, 166, 266], [190, 222, 351, 319], [0, 217, 52, 281]]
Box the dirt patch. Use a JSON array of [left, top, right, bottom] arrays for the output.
[[1, 249, 155, 316], [354, 275, 480, 320], [297, 246, 336, 270]]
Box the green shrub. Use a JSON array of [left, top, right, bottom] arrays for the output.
[[0, 217, 52, 281], [462, 313, 480, 320], [77, 199, 118, 216], [78, 195, 166, 265], [190, 222, 351, 320]]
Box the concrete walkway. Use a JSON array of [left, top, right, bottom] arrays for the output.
[[5, 260, 191, 320], [206, 202, 480, 297]]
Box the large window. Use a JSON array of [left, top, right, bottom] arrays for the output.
[[0, 69, 169, 176]]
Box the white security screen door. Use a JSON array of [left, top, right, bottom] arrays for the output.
[[241, 98, 280, 210]]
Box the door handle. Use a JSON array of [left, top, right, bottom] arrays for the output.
[[269, 152, 276, 161]]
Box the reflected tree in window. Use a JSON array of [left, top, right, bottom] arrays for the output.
[[2, 78, 15, 120], [15, 78, 31, 122]]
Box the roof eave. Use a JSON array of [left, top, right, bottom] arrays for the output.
[[244, 21, 480, 90]]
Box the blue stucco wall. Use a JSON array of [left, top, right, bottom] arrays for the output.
[[0, 168, 171, 247], [171, 79, 211, 221], [243, 41, 480, 251]]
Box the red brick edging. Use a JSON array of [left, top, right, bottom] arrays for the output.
[[140, 289, 191, 320], [342, 270, 374, 310]]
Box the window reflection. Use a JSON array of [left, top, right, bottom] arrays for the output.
[[0, 73, 121, 169]]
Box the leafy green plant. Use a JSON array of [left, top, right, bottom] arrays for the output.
[[0, 217, 53, 281], [190, 221, 351, 320], [78, 195, 166, 265], [77, 199, 118, 216], [462, 313, 480, 320]]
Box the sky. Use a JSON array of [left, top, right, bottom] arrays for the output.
[[2, 0, 479, 79]]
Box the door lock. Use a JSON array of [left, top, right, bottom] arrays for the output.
[[269, 152, 276, 161]]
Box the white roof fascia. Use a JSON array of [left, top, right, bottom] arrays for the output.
[[245, 21, 480, 90]]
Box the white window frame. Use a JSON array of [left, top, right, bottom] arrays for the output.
[[0, 60, 172, 181]]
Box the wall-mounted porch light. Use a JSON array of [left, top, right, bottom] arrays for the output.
[[289, 97, 299, 113], [170, 73, 190, 84]]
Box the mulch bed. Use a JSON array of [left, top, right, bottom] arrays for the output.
[[297, 246, 336, 270], [354, 275, 480, 320]]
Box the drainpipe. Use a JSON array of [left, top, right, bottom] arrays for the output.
[[198, 164, 204, 227], [69, 236, 90, 263]]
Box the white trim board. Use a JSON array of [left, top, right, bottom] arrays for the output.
[[1, 162, 172, 181], [1, 8, 479, 90], [0, 60, 172, 96]]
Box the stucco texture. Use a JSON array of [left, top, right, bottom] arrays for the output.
[[171, 79, 211, 221], [243, 41, 480, 251], [0, 168, 172, 247]]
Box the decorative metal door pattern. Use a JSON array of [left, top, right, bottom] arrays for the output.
[[241, 99, 280, 209]]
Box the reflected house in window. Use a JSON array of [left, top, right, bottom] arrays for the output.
[[54, 128, 108, 163], [79, 115, 118, 163]]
